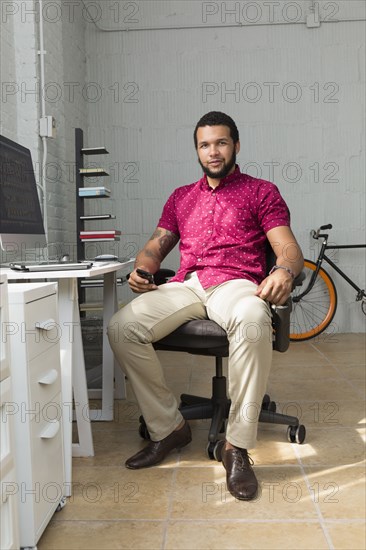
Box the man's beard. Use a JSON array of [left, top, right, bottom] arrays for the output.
[[199, 150, 237, 180]]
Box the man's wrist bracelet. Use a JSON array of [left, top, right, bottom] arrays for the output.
[[269, 265, 295, 279]]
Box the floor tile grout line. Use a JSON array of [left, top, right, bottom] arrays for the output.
[[68, 461, 365, 471], [292, 444, 335, 550], [63, 336, 364, 548], [47, 517, 366, 524], [309, 342, 365, 400], [161, 458, 180, 550]]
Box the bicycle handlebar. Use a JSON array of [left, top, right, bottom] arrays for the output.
[[312, 223, 333, 239]]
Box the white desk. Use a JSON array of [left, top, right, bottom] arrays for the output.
[[2, 260, 133, 496]]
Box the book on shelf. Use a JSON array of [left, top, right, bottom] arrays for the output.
[[80, 230, 121, 235], [80, 230, 121, 239], [81, 147, 109, 155], [80, 237, 120, 242], [79, 214, 116, 221], [79, 168, 109, 176], [78, 186, 111, 197]]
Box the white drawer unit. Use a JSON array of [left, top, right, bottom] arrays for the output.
[[0, 274, 20, 550], [7, 282, 66, 549]]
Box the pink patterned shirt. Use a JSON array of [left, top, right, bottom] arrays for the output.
[[158, 166, 290, 289]]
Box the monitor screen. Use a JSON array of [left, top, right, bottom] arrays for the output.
[[0, 134, 47, 259]]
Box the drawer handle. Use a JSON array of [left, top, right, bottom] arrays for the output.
[[38, 369, 58, 385], [35, 318, 56, 331], [40, 421, 60, 439]]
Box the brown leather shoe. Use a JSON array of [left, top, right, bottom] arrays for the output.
[[221, 443, 258, 501], [125, 421, 192, 469]]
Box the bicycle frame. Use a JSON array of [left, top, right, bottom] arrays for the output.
[[293, 237, 366, 303]]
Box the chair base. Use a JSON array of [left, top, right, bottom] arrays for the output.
[[178, 373, 305, 445], [138, 362, 306, 456]]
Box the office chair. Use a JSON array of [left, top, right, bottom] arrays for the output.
[[136, 255, 306, 460]]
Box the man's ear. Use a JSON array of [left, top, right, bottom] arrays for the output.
[[235, 140, 240, 155]]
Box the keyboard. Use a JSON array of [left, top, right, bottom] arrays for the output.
[[9, 261, 93, 272]]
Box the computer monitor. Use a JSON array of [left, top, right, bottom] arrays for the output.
[[0, 134, 47, 260]]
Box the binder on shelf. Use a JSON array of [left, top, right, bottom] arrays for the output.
[[79, 168, 109, 177], [79, 186, 111, 197]]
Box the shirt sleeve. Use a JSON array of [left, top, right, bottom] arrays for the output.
[[157, 190, 180, 236], [257, 181, 290, 233]]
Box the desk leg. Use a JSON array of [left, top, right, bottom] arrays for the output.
[[58, 279, 94, 496], [87, 271, 126, 421], [88, 271, 125, 421], [102, 271, 116, 420], [107, 273, 126, 399]]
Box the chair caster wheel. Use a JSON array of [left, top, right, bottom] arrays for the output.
[[287, 424, 306, 444], [213, 440, 225, 462], [206, 440, 225, 461], [138, 417, 151, 440], [206, 442, 215, 460]]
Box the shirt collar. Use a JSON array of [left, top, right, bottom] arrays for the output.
[[200, 164, 242, 191]]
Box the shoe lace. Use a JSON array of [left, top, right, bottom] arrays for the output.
[[234, 448, 254, 470]]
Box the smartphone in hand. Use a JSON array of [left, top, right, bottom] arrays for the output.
[[136, 268, 155, 284]]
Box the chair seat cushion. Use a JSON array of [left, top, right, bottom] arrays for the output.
[[154, 320, 229, 357]]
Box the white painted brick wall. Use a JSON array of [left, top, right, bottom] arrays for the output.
[[0, 5, 17, 139], [85, 0, 365, 332], [1, 1, 365, 331], [0, 0, 88, 261]]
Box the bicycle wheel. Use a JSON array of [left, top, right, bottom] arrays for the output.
[[290, 259, 337, 341]]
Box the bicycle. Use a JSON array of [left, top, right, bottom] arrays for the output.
[[289, 224, 366, 341]]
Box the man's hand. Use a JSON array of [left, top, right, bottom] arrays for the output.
[[128, 227, 179, 293], [255, 268, 293, 305], [128, 267, 158, 294]]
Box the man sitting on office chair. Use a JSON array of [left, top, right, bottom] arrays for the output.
[[108, 111, 304, 501]]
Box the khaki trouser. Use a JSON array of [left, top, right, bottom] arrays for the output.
[[108, 273, 272, 450]]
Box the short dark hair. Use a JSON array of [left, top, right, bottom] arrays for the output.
[[193, 111, 239, 148]]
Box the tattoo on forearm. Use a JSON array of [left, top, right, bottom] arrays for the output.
[[159, 233, 179, 257], [142, 249, 160, 264], [149, 228, 162, 241], [149, 228, 179, 258]]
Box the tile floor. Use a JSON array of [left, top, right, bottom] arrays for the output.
[[38, 333, 365, 550]]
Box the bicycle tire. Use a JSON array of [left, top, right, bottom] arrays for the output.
[[290, 259, 337, 341]]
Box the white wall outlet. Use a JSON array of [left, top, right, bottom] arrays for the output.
[[39, 116, 56, 138]]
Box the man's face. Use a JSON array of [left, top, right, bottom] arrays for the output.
[[196, 125, 240, 180]]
